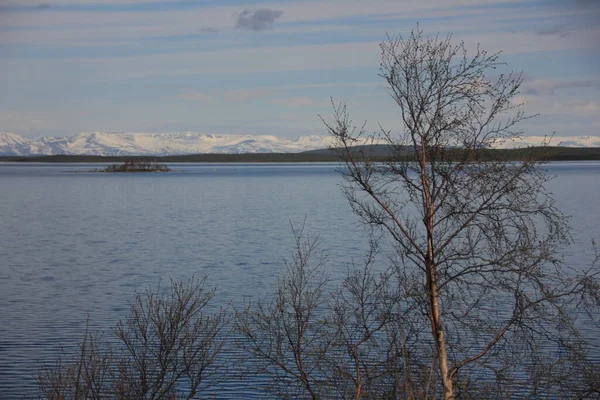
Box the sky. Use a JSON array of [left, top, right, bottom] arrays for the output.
[[0, 0, 599, 140]]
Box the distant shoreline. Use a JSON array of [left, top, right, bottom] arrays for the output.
[[0, 153, 339, 163], [1, 146, 600, 163]]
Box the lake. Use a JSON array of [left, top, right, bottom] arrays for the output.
[[0, 162, 599, 398]]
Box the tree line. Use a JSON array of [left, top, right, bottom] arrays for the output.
[[2, 146, 600, 164]]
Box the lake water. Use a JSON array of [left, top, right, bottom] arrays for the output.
[[0, 162, 599, 398]]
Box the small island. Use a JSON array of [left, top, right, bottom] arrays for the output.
[[65, 160, 180, 173], [103, 160, 172, 172]]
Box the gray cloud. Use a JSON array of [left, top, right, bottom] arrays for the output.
[[235, 9, 283, 31], [536, 25, 569, 37], [523, 79, 600, 96], [199, 27, 219, 34], [574, 0, 600, 8], [36, 3, 52, 8]]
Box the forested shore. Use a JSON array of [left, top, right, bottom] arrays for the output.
[[2, 145, 600, 163]]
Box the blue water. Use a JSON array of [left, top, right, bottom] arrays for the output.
[[0, 162, 598, 398]]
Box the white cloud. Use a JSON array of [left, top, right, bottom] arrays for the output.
[[450, 27, 600, 56], [273, 0, 526, 24], [273, 97, 318, 107], [2, 0, 184, 5], [1, 0, 598, 140], [523, 78, 600, 96], [221, 89, 275, 103], [0, 110, 64, 136], [512, 95, 543, 107], [176, 92, 211, 101], [24, 41, 378, 78], [562, 100, 600, 117], [199, 26, 219, 34], [506, 91, 600, 138], [0, 0, 565, 45], [4, 23, 595, 82]]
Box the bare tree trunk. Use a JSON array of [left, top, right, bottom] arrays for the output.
[[421, 143, 454, 400], [426, 257, 453, 400]]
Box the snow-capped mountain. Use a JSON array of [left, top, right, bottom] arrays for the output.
[[0, 132, 598, 156], [493, 135, 600, 149], [0, 132, 334, 156], [0, 132, 34, 156]]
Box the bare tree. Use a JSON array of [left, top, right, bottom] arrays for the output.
[[236, 225, 333, 399], [38, 323, 112, 400], [322, 27, 600, 399], [237, 228, 422, 400], [114, 277, 226, 399], [38, 276, 226, 399], [325, 241, 406, 400]]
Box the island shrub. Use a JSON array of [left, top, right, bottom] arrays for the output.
[[103, 159, 171, 172]]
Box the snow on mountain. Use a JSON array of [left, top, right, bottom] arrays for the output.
[[548, 136, 600, 148], [493, 135, 600, 149], [0, 132, 34, 155], [1, 132, 598, 156], [0, 132, 335, 156]]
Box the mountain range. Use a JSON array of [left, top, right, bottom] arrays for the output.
[[0, 132, 334, 156], [0, 132, 598, 156]]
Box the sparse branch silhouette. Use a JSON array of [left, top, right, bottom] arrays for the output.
[[38, 277, 226, 399], [322, 26, 600, 399]]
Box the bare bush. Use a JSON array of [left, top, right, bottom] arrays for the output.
[[237, 230, 422, 400], [38, 324, 112, 400], [37, 276, 226, 399], [236, 226, 333, 399], [325, 242, 404, 399]]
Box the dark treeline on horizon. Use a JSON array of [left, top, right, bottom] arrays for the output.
[[1, 145, 600, 163]]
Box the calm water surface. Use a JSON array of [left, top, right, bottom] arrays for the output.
[[0, 162, 598, 398]]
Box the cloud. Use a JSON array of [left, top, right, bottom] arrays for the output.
[[537, 25, 569, 37], [511, 95, 544, 107], [222, 88, 275, 102], [199, 26, 219, 34], [36, 3, 52, 8], [522, 79, 600, 96], [0, 110, 60, 136], [177, 92, 211, 101], [235, 8, 283, 31], [5, 0, 183, 4], [144, 83, 192, 89], [273, 97, 317, 107], [563, 100, 600, 117], [180, 89, 278, 103], [574, 0, 600, 8], [511, 94, 600, 126]]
